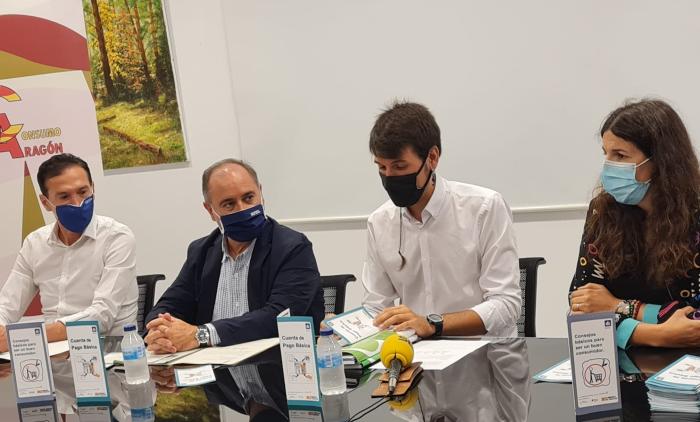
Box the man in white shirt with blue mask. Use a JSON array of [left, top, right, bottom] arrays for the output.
[[363, 101, 521, 338], [0, 153, 138, 351]]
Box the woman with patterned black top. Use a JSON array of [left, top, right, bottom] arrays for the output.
[[569, 99, 700, 349]]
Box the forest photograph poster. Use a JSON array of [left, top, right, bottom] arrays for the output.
[[82, 0, 187, 170]]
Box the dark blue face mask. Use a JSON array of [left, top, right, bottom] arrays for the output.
[[54, 196, 94, 234], [218, 204, 266, 242]]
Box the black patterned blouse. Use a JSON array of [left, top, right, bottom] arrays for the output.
[[569, 213, 700, 307]]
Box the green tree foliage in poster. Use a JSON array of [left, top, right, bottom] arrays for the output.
[[83, 0, 187, 170]]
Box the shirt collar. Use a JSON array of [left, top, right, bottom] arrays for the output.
[[401, 174, 447, 223], [424, 175, 446, 219], [221, 237, 257, 263], [82, 215, 98, 240], [48, 215, 98, 246]]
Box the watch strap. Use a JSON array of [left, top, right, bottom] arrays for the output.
[[427, 314, 443, 337]]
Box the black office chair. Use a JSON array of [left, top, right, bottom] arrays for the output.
[[518, 257, 546, 338], [136, 274, 165, 335], [320, 274, 356, 315]]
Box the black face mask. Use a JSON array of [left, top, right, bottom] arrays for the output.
[[380, 157, 434, 207]]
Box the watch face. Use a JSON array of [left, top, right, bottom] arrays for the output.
[[428, 314, 443, 324], [197, 328, 208, 343]]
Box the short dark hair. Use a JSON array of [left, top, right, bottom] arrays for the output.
[[369, 101, 441, 160], [37, 153, 93, 196], [202, 158, 260, 201]]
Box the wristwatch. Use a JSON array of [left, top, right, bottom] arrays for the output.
[[195, 325, 211, 347], [614, 300, 632, 317], [426, 314, 444, 337]]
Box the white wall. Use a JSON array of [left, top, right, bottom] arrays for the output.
[[221, 0, 700, 220]]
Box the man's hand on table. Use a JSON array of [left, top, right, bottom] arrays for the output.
[[373, 304, 435, 338], [145, 313, 199, 354]]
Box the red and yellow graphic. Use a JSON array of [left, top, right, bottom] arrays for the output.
[[0, 14, 90, 80], [0, 85, 21, 102], [0, 85, 24, 158]]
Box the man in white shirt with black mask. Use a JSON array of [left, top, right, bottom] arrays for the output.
[[0, 153, 138, 351], [363, 101, 521, 338]]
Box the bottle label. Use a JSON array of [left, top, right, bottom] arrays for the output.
[[123, 346, 146, 361], [132, 407, 154, 419], [318, 353, 343, 369]]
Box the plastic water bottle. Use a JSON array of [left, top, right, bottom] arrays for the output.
[[322, 391, 350, 421], [121, 323, 150, 384], [126, 381, 156, 422], [317, 327, 346, 395]]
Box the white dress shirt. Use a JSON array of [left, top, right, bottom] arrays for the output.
[[362, 176, 521, 337], [0, 215, 138, 335]]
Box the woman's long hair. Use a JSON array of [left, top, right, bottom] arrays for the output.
[[585, 99, 700, 285]]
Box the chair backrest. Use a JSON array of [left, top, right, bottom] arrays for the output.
[[320, 274, 357, 315], [517, 257, 546, 337], [136, 274, 165, 335]]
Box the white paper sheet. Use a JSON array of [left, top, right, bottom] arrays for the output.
[[0, 340, 70, 361], [533, 358, 572, 383], [171, 337, 280, 366], [175, 365, 216, 387], [325, 307, 379, 344], [103, 348, 200, 367], [104, 337, 280, 367], [370, 339, 489, 371]]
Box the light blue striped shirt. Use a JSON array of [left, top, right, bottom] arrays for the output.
[[204, 237, 278, 411], [205, 238, 256, 345]]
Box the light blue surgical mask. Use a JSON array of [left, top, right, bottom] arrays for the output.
[[601, 158, 652, 205]]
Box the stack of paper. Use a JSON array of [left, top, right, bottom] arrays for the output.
[[646, 354, 700, 418]]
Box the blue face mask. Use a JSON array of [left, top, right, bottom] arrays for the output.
[[217, 204, 266, 242], [601, 158, 651, 205], [53, 196, 94, 234]]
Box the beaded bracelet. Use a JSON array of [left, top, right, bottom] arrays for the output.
[[631, 300, 642, 320]]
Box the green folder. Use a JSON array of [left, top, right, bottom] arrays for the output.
[[342, 330, 394, 369]]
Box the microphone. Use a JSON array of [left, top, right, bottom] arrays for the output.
[[380, 334, 414, 395]]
